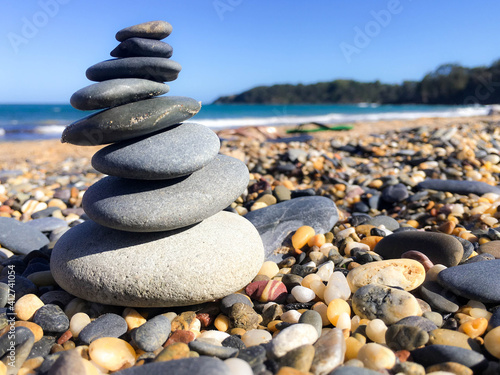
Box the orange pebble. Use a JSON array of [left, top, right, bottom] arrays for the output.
[[360, 236, 383, 250], [459, 317, 488, 339], [308, 233, 326, 248], [406, 220, 420, 228], [292, 226, 315, 250]]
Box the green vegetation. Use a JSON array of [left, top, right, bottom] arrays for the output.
[[214, 60, 500, 105]]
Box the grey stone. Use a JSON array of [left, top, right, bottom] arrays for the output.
[[83, 155, 248, 232], [367, 215, 400, 231], [437, 259, 500, 303], [299, 310, 323, 337], [273, 185, 291, 202], [115, 21, 172, 42], [47, 349, 90, 375], [0, 284, 8, 308], [131, 315, 171, 352], [478, 240, 500, 259], [311, 328, 345, 375], [31, 207, 60, 219], [330, 366, 381, 374], [381, 183, 409, 203], [490, 307, 500, 329], [61, 96, 200, 146], [411, 345, 488, 372], [25, 217, 67, 232], [114, 357, 230, 375], [0, 276, 37, 300], [395, 315, 438, 332], [27, 335, 55, 359], [188, 340, 238, 359], [70, 78, 169, 110], [51, 212, 264, 307], [244, 196, 339, 261], [0, 326, 34, 374], [419, 280, 461, 313], [92, 123, 220, 180], [374, 231, 463, 267], [385, 324, 429, 351], [39, 290, 74, 306], [86, 57, 181, 82], [111, 38, 173, 58], [32, 304, 69, 333], [220, 293, 253, 315], [417, 179, 500, 195], [79, 313, 127, 344], [0, 217, 49, 255]]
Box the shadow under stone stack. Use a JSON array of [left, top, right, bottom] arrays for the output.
[[50, 21, 264, 307]]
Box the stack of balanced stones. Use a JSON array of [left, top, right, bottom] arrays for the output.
[[51, 21, 264, 307]]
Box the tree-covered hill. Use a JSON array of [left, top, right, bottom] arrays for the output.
[[213, 60, 500, 105]]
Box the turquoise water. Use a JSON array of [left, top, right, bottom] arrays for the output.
[[0, 103, 491, 142]]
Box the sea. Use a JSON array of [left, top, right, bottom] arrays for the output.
[[0, 103, 493, 142]]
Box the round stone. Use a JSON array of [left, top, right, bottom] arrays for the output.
[[131, 314, 171, 352], [71, 78, 169, 110], [374, 231, 463, 267], [484, 326, 500, 358], [220, 294, 253, 315], [115, 21, 172, 41], [357, 343, 396, 371], [79, 313, 128, 344], [88, 337, 136, 372], [299, 310, 323, 337], [385, 324, 429, 351], [346, 259, 425, 293], [14, 293, 44, 321], [83, 155, 248, 232], [478, 240, 500, 258], [61, 96, 201, 146], [92, 123, 220, 180], [0, 217, 49, 255], [111, 38, 173, 58], [51, 212, 264, 307], [352, 284, 421, 325], [86, 57, 181, 82], [437, 259, 500, 303], [32, 304, 69, 333], [270, 323, 319, 358]]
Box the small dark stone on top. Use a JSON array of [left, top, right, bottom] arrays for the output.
[[111, 37, 173, 58], [115, 21, 173, 42], [290, 264, 317, 277]]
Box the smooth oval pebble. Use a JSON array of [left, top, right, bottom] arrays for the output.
[[374, 231, 464, 267], [224, 357, 253, 375], [69, 312, 91, 338], [61, 96, 201, 146], [51, 212, 264, 307], [188, 340, 238, 359], [92, 122, 220, 180], [131, 314, 171, 352], [86, 57, 181, 82], [346, 258, 425, 292], [352, 284, 421, 325], [291, 286, 316, 303], [245, 280, 287, 303], [311, 327, 346, 374], [299, 310, 323, 337], [411, 345, 488, 372], [89, 337, 135, 372], [32, 304, 69, 333], [292, 226, 315, 249], [71, 78, 169, 110], [357, 342, 396, 370], [241, 329, 272, 347], [78, 313, 128, 344], [484, 326, 500, 358], [111, 37, 173, 58], [385, 324, 429, 351], [83, 155, 248, 232], [115, 20, 172, 41], [14, 293, 44, 321], [324, 272, 351, 304], [271, 323, 319, 358]]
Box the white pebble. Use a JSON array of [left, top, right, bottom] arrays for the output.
[[426, 264, 447, 282], [335, 312, 351, 331], [70, 312, 91, 338], [324, 272, 351, 304], [319, 243, 335, 256], [281, 310, 302, 324], [366, 319, 387, 344], [241, 329, 272, 347], [198, 330, 229, 345], [224, 357, 254, 375], [302, 261, 316, 268], [316, 261, 334, 281], [291, 286, 316, 303], [358, 342, 396, 370], [467, 300, 486, 310], [271, 323, 319, 358], [336, 227, 355, 240]]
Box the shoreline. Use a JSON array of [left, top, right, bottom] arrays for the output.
[[1, 114, 499, 170]]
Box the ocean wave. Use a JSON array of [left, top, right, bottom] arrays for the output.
[[197, 106, 491, 129], [34, 125, 66, 135]]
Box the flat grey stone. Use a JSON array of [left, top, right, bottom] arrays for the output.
[[417, 179, 500, 195], [83, 155, 248, 232], [111, 38, 173, 58], [61, 96, 200, 146], [188, 340, 238, 359], [79, 313, 127, 344], [115, 21, 172, 42], [374, 231, 463, 267], [244, 196, 339, 261], [25, 217, 68, 232], [0, 217, 49, 255], [86, 57, 181, 82], [50, 212, 264, 307], [70, 78, 169, 110], [91, 123, 220, 180], [437, 259, 500, 303], [367, 215, 400, 231], [114, 357, 230, 375], [411, 345, 488, 372], [131, 315, 171, 352]]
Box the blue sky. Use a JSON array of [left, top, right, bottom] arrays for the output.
[[1, 0, 500, 104]]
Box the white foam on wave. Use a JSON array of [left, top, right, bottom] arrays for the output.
[[197, 106, 491, 130], [34, 125, 66, 135]]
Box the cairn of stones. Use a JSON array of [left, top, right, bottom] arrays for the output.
[[51, 21, 264, 307]]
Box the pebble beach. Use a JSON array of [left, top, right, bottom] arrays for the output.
[[1, 113, 500, 374]]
